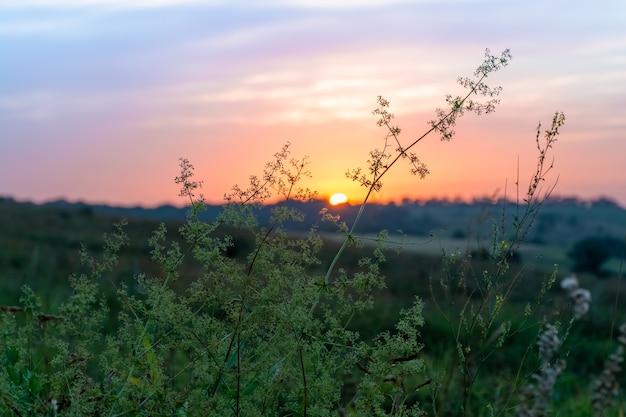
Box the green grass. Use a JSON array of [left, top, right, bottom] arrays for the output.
[[1, 199, 625, 413]]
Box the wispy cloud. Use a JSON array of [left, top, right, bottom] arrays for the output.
[[0, 0, 213, 10], [135, 44, 450, 127], [2, 0, 626, 206], [0, 0, 454, 10]]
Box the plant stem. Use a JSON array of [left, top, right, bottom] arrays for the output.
[[323, 75, 488, 286]]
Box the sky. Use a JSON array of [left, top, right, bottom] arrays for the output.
[[1, 0, 625, 208]]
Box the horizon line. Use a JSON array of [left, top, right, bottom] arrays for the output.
[[2, 193, 624, 210]]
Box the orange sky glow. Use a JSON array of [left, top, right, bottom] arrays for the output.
[[1, 1, 625, 208]]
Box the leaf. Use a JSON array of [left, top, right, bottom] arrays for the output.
[[27, 370, 42, 396], [6, 365, 21, 385], [5, 347, 19, 365]]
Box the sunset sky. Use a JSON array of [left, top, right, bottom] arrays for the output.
[[2, 0, 625, 208]]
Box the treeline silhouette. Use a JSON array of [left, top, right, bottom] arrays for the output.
[[2, 195, 624, 246]]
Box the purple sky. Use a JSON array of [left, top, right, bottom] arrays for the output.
[[1, 0, 625, 207]]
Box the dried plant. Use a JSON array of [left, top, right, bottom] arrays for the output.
[[560, 274, 592, 320], [591, 323, 626, 416], [516, 324, 567, 417]]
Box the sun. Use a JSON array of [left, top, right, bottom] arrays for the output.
[[329, 193, 348, 206]]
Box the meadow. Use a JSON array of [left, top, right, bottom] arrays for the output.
[[2, 193, 625, 416]]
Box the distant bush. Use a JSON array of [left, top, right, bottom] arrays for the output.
[[568, 236, 624, 276]]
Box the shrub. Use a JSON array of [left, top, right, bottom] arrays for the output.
[[568, 236, 624, 276]]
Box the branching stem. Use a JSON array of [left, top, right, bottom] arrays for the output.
[[323, 70, 493, 286]]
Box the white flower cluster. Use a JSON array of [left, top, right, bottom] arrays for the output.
[[590, 323, 626, 416], [560, 275, 591, 319], [516, 324, 566, 417], [537, 324, 561, 363]]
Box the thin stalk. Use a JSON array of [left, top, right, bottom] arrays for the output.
[[323, 75, 488, 286], [299, 348, 308, 417], [236, 331, 241, 417]]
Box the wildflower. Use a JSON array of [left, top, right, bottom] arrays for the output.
[[559, 275, 579, 292], [516, 325, 566, 417], [537, 324, 561, 364], [590, 323, 626, 416], [570, 288, 591, 319], [559, 275, 591, 320]]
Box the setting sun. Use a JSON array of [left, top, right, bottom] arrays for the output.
[[329, 193, 348, 206]]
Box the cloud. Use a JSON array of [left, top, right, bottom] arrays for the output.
[[0, 17, 78, 35], [0, 0, 212, 9], [0, 90, 145, 123], [0, 0, 455, 10], [0, 92, 58, 121], [134, 44, 451, 128]]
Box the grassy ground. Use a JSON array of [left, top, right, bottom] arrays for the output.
[[1, 198, 625, 415]]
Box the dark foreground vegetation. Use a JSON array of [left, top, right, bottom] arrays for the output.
[[2, 196, 625, 416]]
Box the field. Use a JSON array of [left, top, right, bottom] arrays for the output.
[[1, 197, 625, 415]]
